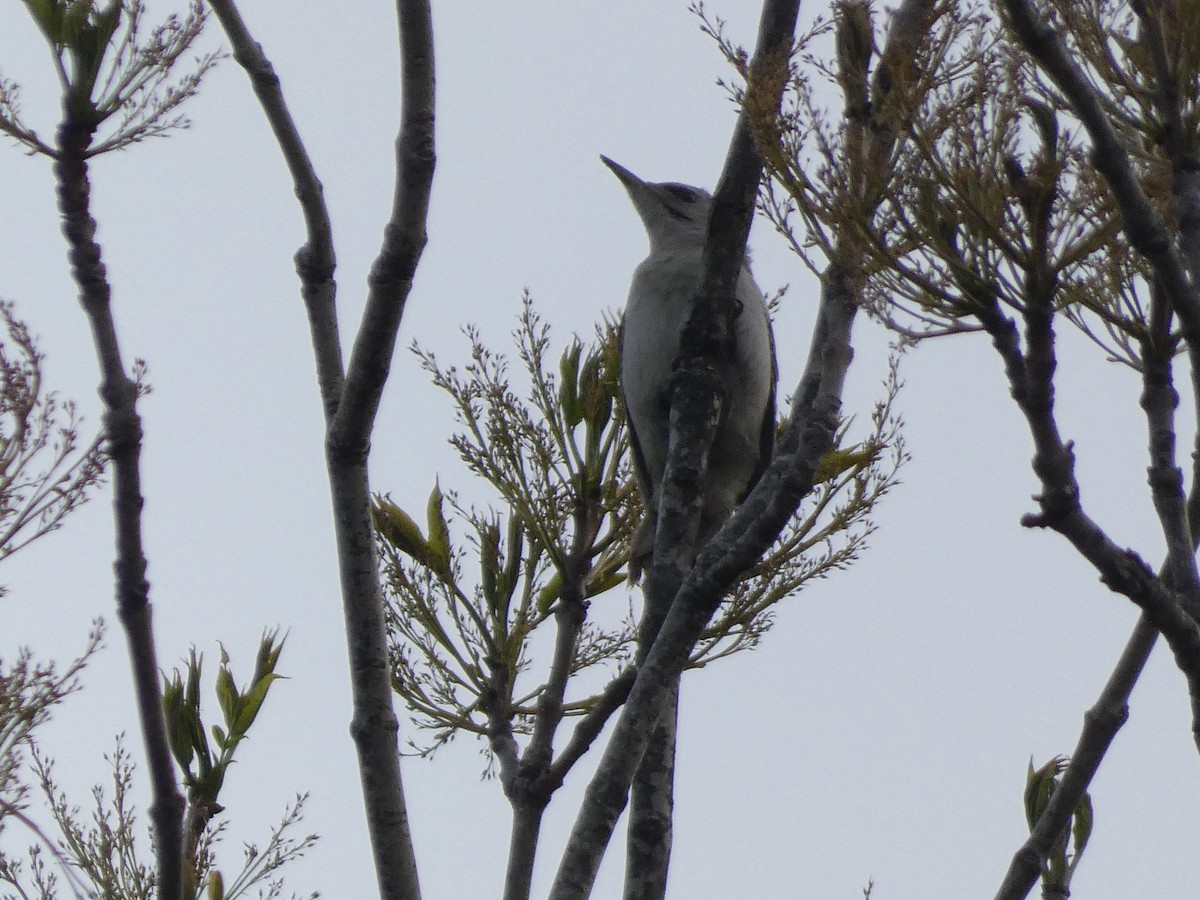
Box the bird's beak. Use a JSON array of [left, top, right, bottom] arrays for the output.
[[600, 155, 644, 191]]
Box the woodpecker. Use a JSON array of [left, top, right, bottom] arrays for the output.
[[602, 155, 777, 581]]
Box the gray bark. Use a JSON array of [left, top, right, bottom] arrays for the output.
[[623, 681, 677, 900], [503, 800, 546, 900], [207, 1, 435, 897], [55, 114, 186, 900]]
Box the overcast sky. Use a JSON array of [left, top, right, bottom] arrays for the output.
[[2, 1, 1198, 898]]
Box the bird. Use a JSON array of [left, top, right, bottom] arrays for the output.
[[601, 155, 777, 582]]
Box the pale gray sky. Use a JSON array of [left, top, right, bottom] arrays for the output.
[[1, 2, 1197, 898]]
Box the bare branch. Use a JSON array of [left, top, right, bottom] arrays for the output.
[[204, 0, 342, 417], [208, 1, 435, 897], [1000, 0, 1200, 342], [54, 105, 184, 900], [994, 616, 1154, 900]]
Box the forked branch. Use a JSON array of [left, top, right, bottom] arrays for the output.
[[208, 1, 435, 898]]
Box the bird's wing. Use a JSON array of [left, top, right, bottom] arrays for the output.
[[753, 313, 779, 490], [617, 314, 655, 504]]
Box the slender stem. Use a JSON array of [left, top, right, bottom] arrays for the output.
[[485, 655, 521, 785], [546, 667, 637, 786], [620, 360, 718, 899], [54, 114, 184, 900], [208, 1, 435, 897], [490, 494, 603, 897], [623, 438, 701, 900], [331, 3, 433, 895], [526, 498, 602, 771], [204, 0, 342, 417], [332, 0, 435, 441]]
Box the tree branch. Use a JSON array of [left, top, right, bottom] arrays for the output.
[[994, 278, 1200, 899], [502, 800, 546, 900], [622, 682, 676, 900], [622, 360, 718, 900], [614, 3, 805, 897], [524, 499, 602, 774], [603, 1, 937, 893], [996, 0, 1200, 749], [615, 4, 804, 894], [999, 0, 1200, 345], [204, 0, 342, 418], [975, 298, 1200, 755], [54, 113, 184, 900], [331, 0, 435, 443], [548, 264, 851, 900], [208, 2, 435, 897], [497, 498, 601, 900], [546, 667, 637, 787], [992, 614, 1156, 900], [1140, 285, 1200, 617], [1131, 1, 1200, 293]]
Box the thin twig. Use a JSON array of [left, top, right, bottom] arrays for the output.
[[203, 0, 342, 418]]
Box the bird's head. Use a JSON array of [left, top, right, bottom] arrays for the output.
[[601, 155, 712, 252]]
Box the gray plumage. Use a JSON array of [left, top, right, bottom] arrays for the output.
[[602, 155, 777, 581]]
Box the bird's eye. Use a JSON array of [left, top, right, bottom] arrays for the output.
[[663, 185, 699, 203]]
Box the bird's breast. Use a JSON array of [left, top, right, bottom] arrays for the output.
[[621, 261, 700, 402]]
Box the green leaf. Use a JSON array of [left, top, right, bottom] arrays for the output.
[[585, 568, 627, 599], [23, 0, 65, 46], [215, 664, 240, 729], [1024, 757, 1061, 829], [68, 0, 123, 104], [185, 648, 203, 709], [496, 515, 524, 617], [161, 673, 195, 772], [1070, 791, 1093, 872], [232, 672, 283, 735], [536, 571, 563, 614], [479, 519, 501, 610], [372, 494, 430, 563], [835, 0, 873, 113], [253, 629, 284, 684], [92, 0, 123, 52], [814, 445, 877, 483], [425, 482, 452, 575], [211, 723, 228, 750], [578, 351, 604, 418], [60, 0, 93, 45], [188, 702, 212, 772], [559, 340, 584, 427], [1023, 98, 1058, 158]]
